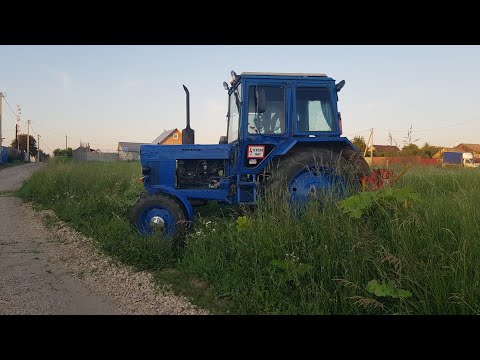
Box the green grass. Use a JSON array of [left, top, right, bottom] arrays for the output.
[[18, 160, 480, 314]]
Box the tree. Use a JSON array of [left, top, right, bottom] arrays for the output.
[[53, 148, 73, 158], [352, 136, 367, 154], [38, 149, 50, 162], [420, 142, 441, 158], [401, 143, 421, 156], [11, 134, 38, 157]]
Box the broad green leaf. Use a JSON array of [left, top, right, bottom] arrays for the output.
[[236, 216, 249, 231], [395, 289, 413, 299], [366, 279, 413, 299]]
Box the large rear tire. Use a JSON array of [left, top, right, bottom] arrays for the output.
[[130, 193, 187, 243], [264, 148, 362, 206]]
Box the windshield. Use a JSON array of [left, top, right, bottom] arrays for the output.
[[227, 86, 241, 143], [247, 86, 285, 135], [296, 87, 336, 132]]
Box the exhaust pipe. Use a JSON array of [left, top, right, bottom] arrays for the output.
[[182, 85, 195, 145]]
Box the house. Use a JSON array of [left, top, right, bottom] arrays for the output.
[[367, 145, 401, 156], [454, 143, 480, 158], [151, 128, 182, 145], [118, 129, 182, 161]]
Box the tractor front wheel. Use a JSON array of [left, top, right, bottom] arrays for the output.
[[130, 193, 188, 242]]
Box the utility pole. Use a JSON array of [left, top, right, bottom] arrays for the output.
[[364, 128, 373, 158], [16, 105, 21, 150], [370, 128, 374, 160], [27, 120, 31, 162], [37, 134, 41, 162], [65, 135, 68, 150], [0, 92, 4, 148]]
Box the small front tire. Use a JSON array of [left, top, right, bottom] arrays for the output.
[[130, 193, 188, 242]]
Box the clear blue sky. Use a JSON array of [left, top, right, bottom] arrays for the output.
[[1, 45, 480, 154]]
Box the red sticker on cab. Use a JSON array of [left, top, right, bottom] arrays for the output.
[[247, 145, 265, 158]]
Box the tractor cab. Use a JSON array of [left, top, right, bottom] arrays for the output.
[[224, 72, 343, 138]]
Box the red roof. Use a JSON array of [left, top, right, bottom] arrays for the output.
[[456, 144, 480, 153], [371, 145, 401, 153]]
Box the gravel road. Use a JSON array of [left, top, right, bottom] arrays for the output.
[[0, 163, 208, 315]]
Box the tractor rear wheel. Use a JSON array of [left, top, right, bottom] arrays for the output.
[[130, 193, 188, 243], [264, 148, 362, 206]]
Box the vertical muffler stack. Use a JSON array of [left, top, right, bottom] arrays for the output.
[[182, 85, 195, 145]]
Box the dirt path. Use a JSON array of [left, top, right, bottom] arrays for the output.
[[0, 163, 44, 193], [0, 163, 207, 315]]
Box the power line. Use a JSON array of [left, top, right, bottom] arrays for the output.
[[3, 93, 116, 151], [377, 118, 476, 134], [41, 137, 53, 153], [30, 122, 52, 154], [29, 122, 40, 137], [2, 95, 17, 117], [2, 96, 27, 124], [344, 128, 371, 137], [30, 122, 54, 154], [87, 142, 118, 147], [29, 119, 117, 149], [29, 119, 64, 137], [411, 120, 474, 133]]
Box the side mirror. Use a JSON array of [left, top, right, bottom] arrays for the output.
[[335, 80, 346, 93], [223, 81, 230, 91], [219, 136, 228, 144], [255, 87, 266, 114]]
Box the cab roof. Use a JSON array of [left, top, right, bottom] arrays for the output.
[[240, 72, 328, 77]]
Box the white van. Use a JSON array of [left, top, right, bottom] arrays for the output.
[[462, 153, 479, 168]]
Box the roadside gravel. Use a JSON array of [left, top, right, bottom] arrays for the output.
[[0, 163, 208, 315]]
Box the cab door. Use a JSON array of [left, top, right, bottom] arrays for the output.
[[239, 81, 290, 175]]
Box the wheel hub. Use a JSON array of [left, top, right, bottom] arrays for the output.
[[139, 207, 175, 237], [150, 216, 165, 230], [289, 167, 346, 205]]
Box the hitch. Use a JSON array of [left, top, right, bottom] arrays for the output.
[[360, 163, 412, 191]]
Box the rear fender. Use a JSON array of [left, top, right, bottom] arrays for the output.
[[280, 138, 371, 176], [277, 138, 359, 155]]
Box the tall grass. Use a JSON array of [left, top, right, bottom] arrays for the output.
[[18, 160, 480, 314], [18, 159, 177, 269], [180, 166, 480, 314]]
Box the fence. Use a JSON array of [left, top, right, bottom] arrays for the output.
[[73, 150, 118, 162], [0, 147, 25, 163], [0, 147, 7, 163], [369, 156, 440, 167]]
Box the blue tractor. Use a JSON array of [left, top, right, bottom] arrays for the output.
[[131, 71, 371, 241]]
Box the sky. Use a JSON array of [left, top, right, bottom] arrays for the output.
[[1, 45, 480, 154]]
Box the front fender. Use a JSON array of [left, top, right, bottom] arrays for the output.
[[146, 185, 194, 223]]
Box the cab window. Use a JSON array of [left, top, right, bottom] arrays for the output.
[[296, 87, 336, 132], [247, 86, 285, 135]]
